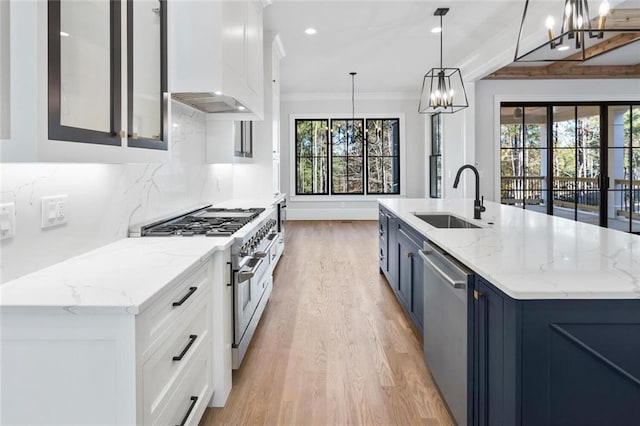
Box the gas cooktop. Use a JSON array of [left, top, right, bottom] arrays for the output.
[[140, 207, 265, 237]]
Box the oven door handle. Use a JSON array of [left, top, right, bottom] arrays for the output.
[[237, 258, 264, 283], [254, 237, 278, 259]]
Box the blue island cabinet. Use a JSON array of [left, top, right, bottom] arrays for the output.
[[378, 206, 424, 334], [473, 276, 640, 426]]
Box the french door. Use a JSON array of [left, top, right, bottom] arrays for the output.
[[500, 102, 640, 233]]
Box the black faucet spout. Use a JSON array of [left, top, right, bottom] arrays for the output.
[[453, 164, 485, 220]]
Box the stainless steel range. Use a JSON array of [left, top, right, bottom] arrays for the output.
[[136, 206, 265, 237], [131, 205, 280, 369]]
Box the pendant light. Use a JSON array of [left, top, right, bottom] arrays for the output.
[[514, 0, 640, 62], [418, 7, 469, 115]]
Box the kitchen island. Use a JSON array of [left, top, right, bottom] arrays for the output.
[[379, 198, 640, 426]]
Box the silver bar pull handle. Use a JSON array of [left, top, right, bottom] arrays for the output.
[[253, 251, 267, 258], [418, 250, 467, 289], [237, 258, 264, 283]]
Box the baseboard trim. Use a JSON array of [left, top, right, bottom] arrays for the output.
[[287, 208, 377, 221]]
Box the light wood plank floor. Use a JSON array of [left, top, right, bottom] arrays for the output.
[[201, 220, 454, 425]]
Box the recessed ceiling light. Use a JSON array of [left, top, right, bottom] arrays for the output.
[[431, 27, 442, 33], [238, 106, 246, 111], [558, 45, 570, 51], [213, 91, 222, 96], [305, 28, 317, 35], [60, 31, 70, 37]]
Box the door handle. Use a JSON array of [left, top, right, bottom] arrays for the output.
[[418, 250, 467, 289], [237, 258, 264, 283]]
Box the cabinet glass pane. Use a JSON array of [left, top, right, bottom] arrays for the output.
[[60, 0, 111, 132], [131, 0, 161, 140]]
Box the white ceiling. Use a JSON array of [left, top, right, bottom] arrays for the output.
[[264, 0, 640, 95]]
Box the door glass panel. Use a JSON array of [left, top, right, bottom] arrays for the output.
[[60, 0, 111, 132], [131, 0, 162, 140]]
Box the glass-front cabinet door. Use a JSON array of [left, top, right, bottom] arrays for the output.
[[127, 0, 167, 150], [48, 0, 121, 145], [47, 0, 167, 150]]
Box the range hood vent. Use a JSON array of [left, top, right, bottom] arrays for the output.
[[171, 92, 248, 114]]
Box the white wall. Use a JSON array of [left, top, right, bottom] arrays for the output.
[[280, 95, 425, 220], [0, 101, 234, 283], [475, 79, 640, 202]]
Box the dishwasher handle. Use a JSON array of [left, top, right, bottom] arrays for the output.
[[418, 249, 467, 289]]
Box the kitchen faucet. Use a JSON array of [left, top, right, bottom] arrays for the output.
[[453, 164, 486, 220]]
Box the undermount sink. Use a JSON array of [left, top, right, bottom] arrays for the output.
[[413, 213, 481, 229]]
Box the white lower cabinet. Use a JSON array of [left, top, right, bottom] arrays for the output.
[[140, 286, 212, 424], [0, 250, 232, 425]]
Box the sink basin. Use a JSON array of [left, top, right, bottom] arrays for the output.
[[413, 213, 481, 229]]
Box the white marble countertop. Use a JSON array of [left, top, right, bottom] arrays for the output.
[[1, 195, 284, 314], [0, 237, 233, 314], [379, 198, 640, 300]]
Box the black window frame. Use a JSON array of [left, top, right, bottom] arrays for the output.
[[366, 117, 401, 196], [294, 117, 401, 196], [330, 118, 365, 195], [500, 100, 640, 233], [48, 0, 122, 146], [295, 119, 330, 195], [429, 113, 442, 198]]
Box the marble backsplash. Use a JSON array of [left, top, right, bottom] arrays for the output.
[[0, 101, 234, 283]]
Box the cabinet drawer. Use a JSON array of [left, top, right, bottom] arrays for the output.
[[137, 261, 211, 359], [154, 342, 213, 426], [142, 292, 212, 422]]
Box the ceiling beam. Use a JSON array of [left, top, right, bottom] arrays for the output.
[[549, 33, 640, 66], [487, 9, 640, 80], [484, 63, 640, 79]]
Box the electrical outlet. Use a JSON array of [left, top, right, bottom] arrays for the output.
[[0, 203, 16, 240], [41, 195, 68, 229]]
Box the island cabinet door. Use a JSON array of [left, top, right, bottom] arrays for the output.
[[473, 278, 520, 426], [387, 216, 399, 291], [397, 229, 415, 311], [519, 299, 640, 426], [379, 208, 388, 274]]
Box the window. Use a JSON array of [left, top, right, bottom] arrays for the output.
[[367, 118, 400, 194], [295, 119, 329, 195], [295, 117, 401, 196], [429, 114, 442, 198], [500, 102, 640, 234]]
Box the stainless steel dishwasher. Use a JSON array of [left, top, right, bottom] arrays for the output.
[[419, 241, 473, 426]]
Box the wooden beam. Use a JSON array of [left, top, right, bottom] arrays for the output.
[[486, 9, 640, 80], [548, 33, 640, 68], [484, 63, 640, 79]]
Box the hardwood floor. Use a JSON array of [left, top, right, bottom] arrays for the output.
[[200, 221, 455, 426]]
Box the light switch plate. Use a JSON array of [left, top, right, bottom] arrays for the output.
[[41, 195, 68, 229], [0, 202, 16, 240]]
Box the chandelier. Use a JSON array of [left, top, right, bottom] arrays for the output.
[[514, 0, 640, 62], [418, 8, 469, 115]]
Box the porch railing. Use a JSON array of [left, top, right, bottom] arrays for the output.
[[502, 177, 640, 218], [613, 179, 640, 219]]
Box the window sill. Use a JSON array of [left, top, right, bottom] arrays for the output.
[[289, 194, 405, 203]]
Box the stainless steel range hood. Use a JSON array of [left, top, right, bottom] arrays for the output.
[[171, 92, 248, 114]]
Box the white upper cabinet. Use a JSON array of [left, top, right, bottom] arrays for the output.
[[169, 0, 264, 120], [0, 0, 169, 163], [0, 0, 10, 141]]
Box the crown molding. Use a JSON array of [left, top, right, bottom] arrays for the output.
[[281, 91, 419, 102]]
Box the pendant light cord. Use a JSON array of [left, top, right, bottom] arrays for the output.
[[351, 72, 356, 120], [440, 15, 443, 69]]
